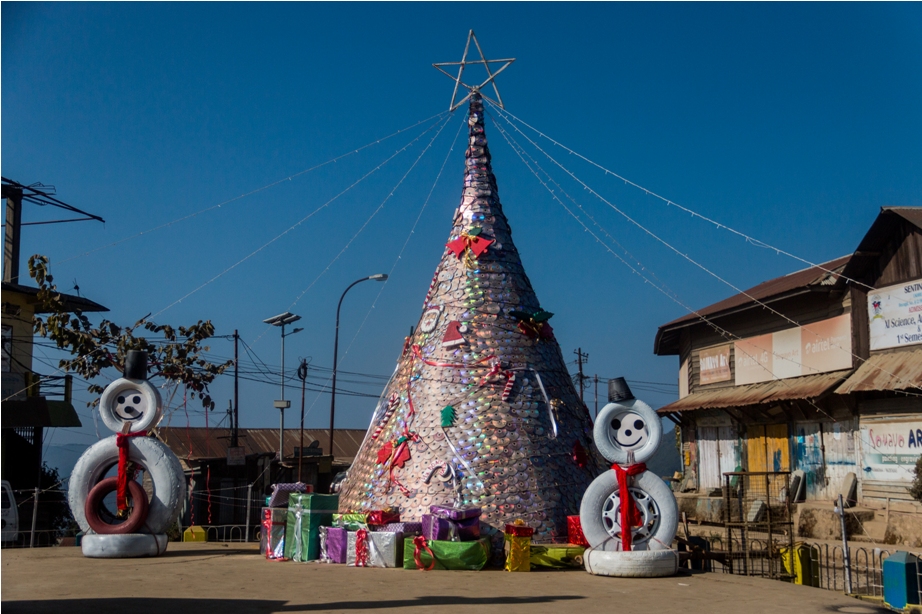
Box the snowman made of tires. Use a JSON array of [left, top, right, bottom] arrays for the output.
[[68, 351, 185, 558], [579, 378, 679, 577]]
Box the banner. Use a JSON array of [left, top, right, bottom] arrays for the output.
[[859, 418, 922, 482], [868, 278, 922, 350], [734, 314, 852, 385], [699, 344, 731, 384]]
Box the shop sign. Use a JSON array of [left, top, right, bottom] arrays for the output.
[[868, 278, 922, 350]]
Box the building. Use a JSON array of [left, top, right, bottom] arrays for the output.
[[654, 207, 921, 543], [156, 427, 365, 533]]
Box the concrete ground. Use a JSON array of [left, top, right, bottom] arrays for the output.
[[1, 543, 891, 614]]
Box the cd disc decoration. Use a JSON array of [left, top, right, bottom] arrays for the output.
[[338, 92, 605, 544]]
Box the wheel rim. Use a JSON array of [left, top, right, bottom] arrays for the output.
[[600, 486, 661, 547]]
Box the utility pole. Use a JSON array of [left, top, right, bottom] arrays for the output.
[[232, 330, 239, 447], [574, 348, 589, 403], [297, 359, 308, 484], [3, 183, 22, 283], [594, 374, 599, 418]]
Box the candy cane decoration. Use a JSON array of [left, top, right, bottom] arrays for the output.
[[479, 359, 516, 401], [371, 394, 400, 440]]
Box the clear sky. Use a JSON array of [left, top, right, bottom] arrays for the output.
[[3, 3, 921, 471]]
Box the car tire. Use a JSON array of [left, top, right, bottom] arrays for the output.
[[69, 435, 185, 535], [580, 469, 678, 552], [593, 399, 662, 465], [98, 378, 163, 434], [81, 533, 169, 558], [84, 477, 149, 535], [584, 548, 678, 577]]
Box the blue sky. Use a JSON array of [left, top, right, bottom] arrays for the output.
[[4, 3, 921, 469]]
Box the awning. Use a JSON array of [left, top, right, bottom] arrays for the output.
[[835, 348, 922, 394], [1, 397, 82, 428], [657, 370, 851, 414]]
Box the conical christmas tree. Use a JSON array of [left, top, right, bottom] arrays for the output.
[[339, 92, 605, 543]]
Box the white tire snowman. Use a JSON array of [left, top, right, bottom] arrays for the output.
[[580, 378, 679, 577], [69, 351, 185, 558]]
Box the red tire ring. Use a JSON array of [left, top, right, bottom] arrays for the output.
[[85, 477, 150, 535]]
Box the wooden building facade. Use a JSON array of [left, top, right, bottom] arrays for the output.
[[654, 207, 921, 519]]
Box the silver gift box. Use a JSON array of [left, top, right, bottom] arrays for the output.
[[346, 530, 404, 568]]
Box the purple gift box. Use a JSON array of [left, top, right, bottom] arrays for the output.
[[429, 504, 482, 521], [421, 514, 481, 541], [326, 526, 348, 564], [372, 522, 422, 535]]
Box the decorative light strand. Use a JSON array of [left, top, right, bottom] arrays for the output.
[[489, 108, 920, 396], [486, 101, 879, 293], [57, 110, 450, 267]]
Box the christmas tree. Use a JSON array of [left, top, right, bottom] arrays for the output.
[[338, 91, 605, 542]]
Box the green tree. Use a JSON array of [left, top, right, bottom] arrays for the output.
[[28, 254, 231, 410], [911, 455, 922, 503]]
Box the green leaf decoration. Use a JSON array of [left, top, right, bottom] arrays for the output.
[[441, 405, 457, 428], [532, 310, 554, 323], [467, 226, 482, 236]]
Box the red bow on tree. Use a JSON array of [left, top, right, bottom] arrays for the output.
[[446, 227, 493, 266]]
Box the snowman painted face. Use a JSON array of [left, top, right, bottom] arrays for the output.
[[608, 411, 650, 452], [114, 388, 148, 421]]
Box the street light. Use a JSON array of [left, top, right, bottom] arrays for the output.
[[263, 311, 303, 461], [329, 274, 387, 457]]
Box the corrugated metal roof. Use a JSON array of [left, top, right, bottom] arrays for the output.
[[654, 255, 851, 355], [156, 427, 367, 465], [656, 370, 850, 413], [835, 349, 922, 394]]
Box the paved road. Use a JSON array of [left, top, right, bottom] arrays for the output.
[[1, 543, 889, 614]]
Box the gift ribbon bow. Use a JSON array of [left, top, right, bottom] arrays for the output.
[[413, 535, 436, 571], [510, 309, 555, 341], [116, 430, 146, 512], [355, 528, 369, 567], [611, 462, 647, 551], [446, 228, 493, 268]]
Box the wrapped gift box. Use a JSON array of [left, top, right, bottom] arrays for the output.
[[567, 515, 589, 547], [325, 526, 349, 564], [333, 512, 368, 530], [429, 504, 482, 521], [283, 493, 339, 562], [530, 544, 586, 569], [504, 520, 534, 572], [403, 536, 490, 571], [421, 514, 480, 541], [346, 529, 404, 568], [372, 522, 422, 535], [261, 507, 288, 561]]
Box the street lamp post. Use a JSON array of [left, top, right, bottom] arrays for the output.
[[329, 274, 387, 457], [264, 312, 303, 461]]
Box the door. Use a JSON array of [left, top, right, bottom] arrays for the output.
[[698, 426, 722, 491], [747, 423, 790, 473], [794, 422, 825, 499]]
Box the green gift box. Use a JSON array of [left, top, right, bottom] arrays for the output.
[[403, 537, 490, 571], [332, 512, 368, 530], [529, 544, 586, 569], [284, 493, 339, 562]]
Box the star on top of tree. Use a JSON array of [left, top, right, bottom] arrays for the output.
[[433, 30, 515, 112]]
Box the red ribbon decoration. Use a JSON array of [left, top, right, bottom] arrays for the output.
[[355, 528, 369, 567], [116, 431, 146, 512], [611, 462, 647, 551], [446, 233, 493, 260], [413, 535, 436, 571]]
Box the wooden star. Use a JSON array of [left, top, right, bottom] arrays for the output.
[[433, 30, 515, 111]]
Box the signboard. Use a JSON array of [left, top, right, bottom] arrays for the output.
[[734, 314, 852, 385], [868, 278, 922, 350], [699, 344, 731, 384], [227, 446, 246, 466], [859, 418, 922, 482]]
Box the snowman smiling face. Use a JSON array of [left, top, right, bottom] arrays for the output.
[[608, 412, 649, 452]]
